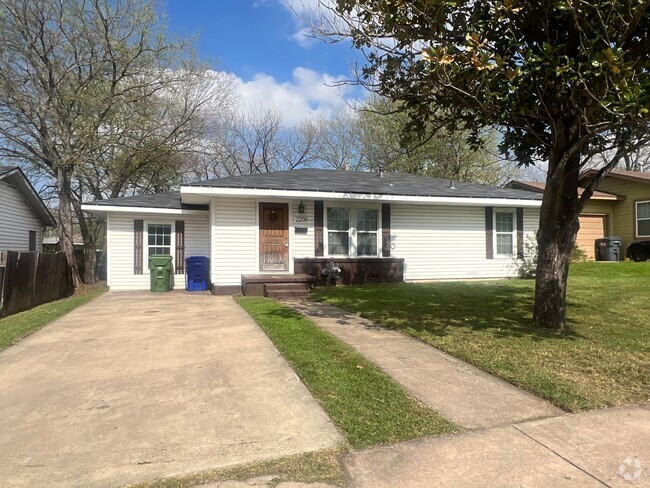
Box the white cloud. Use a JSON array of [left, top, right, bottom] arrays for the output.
[[231, 67, 357, 126], [291, 26, 318, 48], [282, 0, 409, 55], [282, 0, 324, 18], [281, 0, 342, 48]]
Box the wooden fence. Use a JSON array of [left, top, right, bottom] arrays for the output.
[[0, 251, 74, 318]]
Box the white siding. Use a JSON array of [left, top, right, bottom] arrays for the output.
[[291, 199, 314, 258], [211, 198, 257, 286], [203, 197, 541, 287], [392, 204, 539, 281], [209, 198, 314, 286], [107, 211, 210, 290], [0, 180, 42, 251]]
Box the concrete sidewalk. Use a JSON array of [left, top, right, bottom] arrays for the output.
[[343, 406, 649, 487], [287, 300, 561, 430]]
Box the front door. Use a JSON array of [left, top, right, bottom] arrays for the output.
[[259, 203, 289, 271]]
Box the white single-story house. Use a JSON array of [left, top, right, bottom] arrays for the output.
[[0, 166, 56, 252], [82, 169, 543, 294]]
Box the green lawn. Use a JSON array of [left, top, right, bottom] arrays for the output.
[[0, 285, 108, 351], [313, 262, 650, 412], [237, 297, 459, 449]]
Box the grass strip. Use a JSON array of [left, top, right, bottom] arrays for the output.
[[236, 297, 459, 449], [314, 262, 650, 412], [0, 285, 107, 351], [127, 447, 345, 488]]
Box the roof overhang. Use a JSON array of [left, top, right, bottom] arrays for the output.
[[81, 204, 209, 215], [507, 180, 623, 201], [180, 186, 543, 208], [583, 193, 621, 201], [583, 169, 650, 185], [0, 168, 56, 226]]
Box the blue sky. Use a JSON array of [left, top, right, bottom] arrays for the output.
[[163, 0, 365, 125]]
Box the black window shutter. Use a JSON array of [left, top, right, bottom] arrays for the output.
[[382, 203, 391, 257], [516, 208, 524, 259], [175, 220, 185, 274], [485, 207, 494, 260], [314, 200, 324, 257], [134, 220, 143, 274]]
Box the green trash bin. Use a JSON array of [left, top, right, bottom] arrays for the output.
[[148, 254, 173, 292]]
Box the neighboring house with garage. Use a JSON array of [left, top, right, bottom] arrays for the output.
[[82, 169, 543, 293], [507, 169, 650, 260], [0, 166, 56, 252]]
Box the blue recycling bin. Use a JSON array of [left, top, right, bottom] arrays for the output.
[[185, 256, 210, 291]]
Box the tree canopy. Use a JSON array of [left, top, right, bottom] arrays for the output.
[[331, 0, 650, 170], [358, 97, 517, 184], [0, 0, 230, 284], [318, 0, 650, 328]]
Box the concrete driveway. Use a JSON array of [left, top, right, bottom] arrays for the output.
[[0, 292, 341, 487]]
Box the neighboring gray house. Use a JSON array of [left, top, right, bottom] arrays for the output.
[[82, 169, 542, 292], [0, 166, 56, 252]]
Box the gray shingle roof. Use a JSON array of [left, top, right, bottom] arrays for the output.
[[87, 192, 208, 210], [86, 169, 542, 210], [186, 168, 542, 200]]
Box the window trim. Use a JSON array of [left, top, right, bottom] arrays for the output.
[[145, 221, 175, 260], [356, 208, 380, 257], [493, 209, 516, 258], [635, 200, 650, 238], [325, 207, 351, 256], [323, 204, 382, 258]]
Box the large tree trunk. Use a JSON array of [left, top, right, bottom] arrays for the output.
[[533, 211, 578, 329], [56, 166, 83, 287], [73, 198, 98, 285], [533, 122, 582, 329], [83, 244, 97, 284]]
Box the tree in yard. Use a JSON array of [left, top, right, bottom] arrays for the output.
[[311, 98, 518, 180], [186, 105, 322, 179], [591, 145, 650, 172], [358, 96, 518, 184], [315, 107, 367, 170], [0, 0, 228, 285], [311, 0, 650, 328], [623, 147, 650, 172]]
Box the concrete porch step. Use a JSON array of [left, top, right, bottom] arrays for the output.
[[264, 283, 310, 299], [241, 274, 316, 297]]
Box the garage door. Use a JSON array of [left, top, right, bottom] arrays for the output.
[[576, 215, 606, 260]]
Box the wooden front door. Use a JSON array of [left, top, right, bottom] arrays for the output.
[[259, 203, 289, 271]]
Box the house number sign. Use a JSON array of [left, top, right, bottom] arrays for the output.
[[294, 216, 309, 223]]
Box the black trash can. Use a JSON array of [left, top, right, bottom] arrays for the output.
[[185, 256, 210, 291], [596, 237, 623, 261]]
